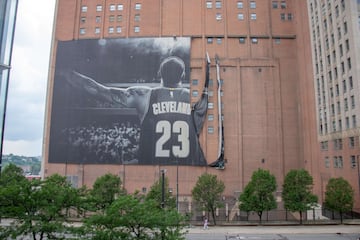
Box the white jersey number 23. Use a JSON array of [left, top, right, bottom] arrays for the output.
[[155, 120, 190, 158]]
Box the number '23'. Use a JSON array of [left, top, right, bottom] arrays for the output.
[[155, 120, 189, 158]]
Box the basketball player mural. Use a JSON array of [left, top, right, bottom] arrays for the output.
[[64, 55, 208, 166]]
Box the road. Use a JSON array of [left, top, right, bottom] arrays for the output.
[[185, 225, 360, 240]]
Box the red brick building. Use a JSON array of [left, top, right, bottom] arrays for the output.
[[43, 0, 359, 217]]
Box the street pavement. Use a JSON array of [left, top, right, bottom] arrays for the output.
[[185, 224, 360, 240]]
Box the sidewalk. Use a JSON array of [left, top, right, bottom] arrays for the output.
[[186, 224, 360, 235]]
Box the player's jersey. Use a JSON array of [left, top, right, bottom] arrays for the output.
[[139, 87, 206, 166]]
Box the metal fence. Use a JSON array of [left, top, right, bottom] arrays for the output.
[[178, 201, 360, 224]]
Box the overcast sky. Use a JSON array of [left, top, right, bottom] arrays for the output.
[[2, 0, 56, 156]]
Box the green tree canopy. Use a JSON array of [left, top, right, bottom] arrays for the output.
[[146, 176, 176, 209], [238, 168, 277, 224], [282, 169, 318, 224], [0, 171, 79, 240], [82, 194, 186, 240], [191, 173, 225, 225], [325, 177, 354, 224], [90, 173, 125, 212]]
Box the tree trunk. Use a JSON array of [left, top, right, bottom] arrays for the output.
[[258, 211, 263, 225], [340, 211, 343, 224], [211, 207, 217, 225], [299, 211, 303, 225]]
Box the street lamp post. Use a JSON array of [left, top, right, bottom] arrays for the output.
[[161, 169, 165, 209], [176, 162, 179, 212]]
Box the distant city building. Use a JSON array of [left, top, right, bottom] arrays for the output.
[[308, 0, 360, 209], [43, 0, 359, 218], [0, 0, 19, 172]]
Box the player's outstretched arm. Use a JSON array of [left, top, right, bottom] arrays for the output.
[[66, 71, 128, 106]]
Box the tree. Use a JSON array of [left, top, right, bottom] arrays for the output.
[[0, 171, 79, 240], [82, 194, 186, 240], [90, 173, 126, 212], [282, 169, 318, 224], [191, 173, 225, 225], [0, 164, 29, 219], [324, 177, 354, 224], [238, 168, 277, 224], [146, 176, 176, 209]]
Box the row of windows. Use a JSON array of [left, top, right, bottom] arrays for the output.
[[81, 3, 141, 13], [80, 26, 140, 35], [319, 114, 357, 134], [320, 137, 356, 151], [324, 155, 357, 169], [206, 1, 287, 9]]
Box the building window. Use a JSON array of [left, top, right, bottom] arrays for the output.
[[96, 5, 102, 12], [344, 98, 349, 111], [207, 38, 213, 44], [338, 119, 342, 131], [217, 38, 222, 44], [208, 126, 214, 134], [345, 39, 349, 52], [239, 37, 246, 43], [110, 4, 116, 11], [272, 1, 278, 8], [333, 157, 338, 168], [134, 26, 140, 32], [349, 137, 355, 148], [250, 1, 256, 9], [216, 13, 222, 20], [340, 44, 343, 57], [287, 13, 293, 20], [96, 16, 101, 23], [347, 57, 352, 69], [192, 90, 199, 97], [250, 13, 257, 20], [134, 14, 140, 21], [116, 26, 122, 33], [281, 1, 286, 9], [206, 1, 212, 9], [325, 157, 330, 168], [251, 38, 258, 43], [216, 1, 222, 9], [81, 17, 86, 24], [321, 141, 328, 150], [350, 156, 356, 168], [192, 79, 198, 85], [346, 117, 350, 129], [343, 22, 348, 34], [118, 4, 124, 11], [208, 114, 214, 121], [238, 13, 244, 20], [135, 3, 141, 10], [349, 76, 353, 89], [351, 95, 355, 109], [274, 38, 280, 44], [108, 27, 114, 33], [352, 115, 357, 127], [208, 90, 213, 97], [335, 5, 339, 17], [338, 156, 343, 168], [95, 27, 100, 34], [80, 28, 86, 35], [81, 6, 88, 12], [109, 15, 115, 22], [237, 1, 243, 9], [280, 13, 285, 20], [117, 15, 122, 22], [208, 102, 214, 109]]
